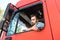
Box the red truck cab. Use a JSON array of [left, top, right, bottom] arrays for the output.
[[1, 0, 60, 40]]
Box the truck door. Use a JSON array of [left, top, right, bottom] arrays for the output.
[[1, 3, 18, 40]]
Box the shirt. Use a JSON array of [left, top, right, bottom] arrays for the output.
[[36, 22, 44, 29]]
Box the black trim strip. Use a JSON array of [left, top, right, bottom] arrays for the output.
[[19, 2, 42, 11]]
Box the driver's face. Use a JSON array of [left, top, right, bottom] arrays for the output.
[[31, 16, 37, 26]]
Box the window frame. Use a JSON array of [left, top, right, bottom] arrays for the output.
[[6, 2, 45, 36]]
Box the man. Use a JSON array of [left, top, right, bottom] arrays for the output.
[[28, 14, 44, 31]]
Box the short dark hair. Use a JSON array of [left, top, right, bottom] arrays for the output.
[[30, 11, 40, 19], [30, 14, 38, 19]]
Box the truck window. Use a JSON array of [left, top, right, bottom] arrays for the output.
[[6, 2, 45, 36]]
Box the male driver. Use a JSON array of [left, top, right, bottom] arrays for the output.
[[28, 14, 44, 31]]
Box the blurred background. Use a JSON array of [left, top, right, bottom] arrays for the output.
[[0, 0, 20, 22]]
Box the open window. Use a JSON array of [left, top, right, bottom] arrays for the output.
[[16, 2, 45, 33], [19, 2, 45, 23], [6, 2, 45, 36]]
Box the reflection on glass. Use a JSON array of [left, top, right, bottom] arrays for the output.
[[7, 13, 19, 36], [16, 20, 28, 33]]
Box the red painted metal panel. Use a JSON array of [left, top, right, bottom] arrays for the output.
[[45, 0, 60, 40], [1, 31, 6, 40], [16, 0, 40, 8]]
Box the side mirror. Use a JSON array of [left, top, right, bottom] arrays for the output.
[[2, 20, 9, 32]]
